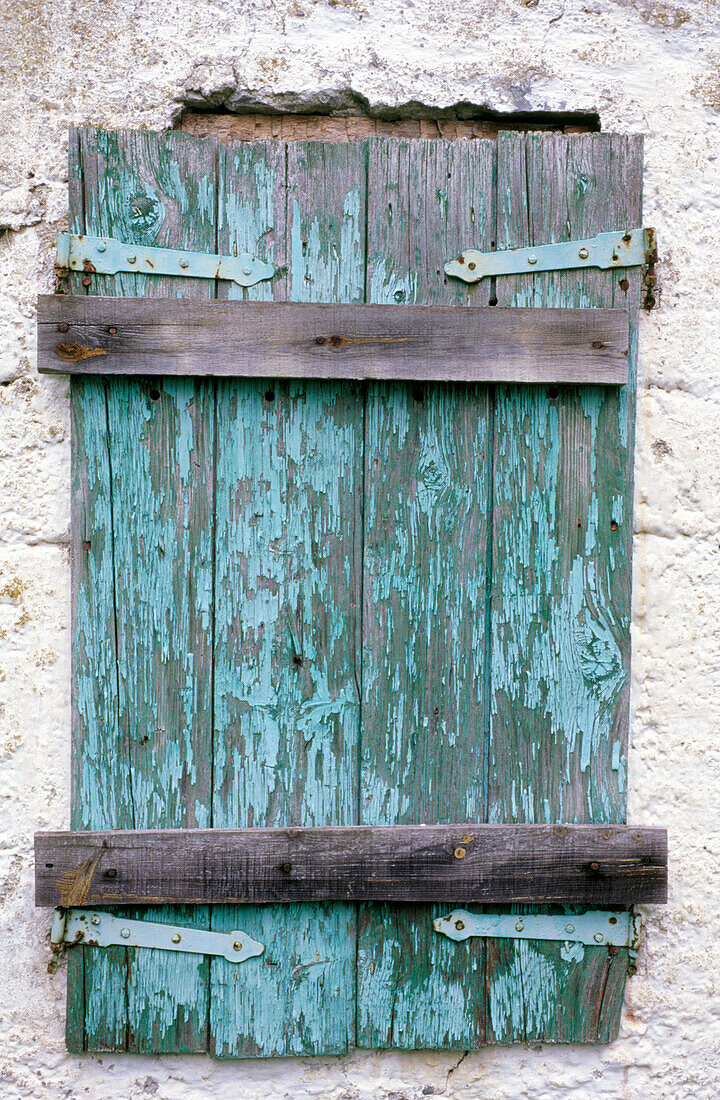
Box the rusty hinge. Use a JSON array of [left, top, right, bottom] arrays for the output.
[[48, 908, 264, 973], [55, 233, 275, 289], [445, 228, 658, 310]]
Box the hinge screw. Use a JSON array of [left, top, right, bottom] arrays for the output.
[[120, 927, 130, 939], [126, 255, 136, 264], [233, 940, 243, 951], [243, 265, 253, 276], [527, 254, 538, 265], [96, 242, 106, 253], [91, 915, 101, 925], [171, 933, 181, 944], [515, 919, 525, 932], [565, 923, 575, 935], [454, 920, 465, 931], [578, 248, 589, 259], [594, 932, 604, 943], [454, 846, 466, 860]]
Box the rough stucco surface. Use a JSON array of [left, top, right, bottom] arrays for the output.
[[1, 0, 719, 1096]]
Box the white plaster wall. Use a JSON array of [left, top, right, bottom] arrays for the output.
[[1, 0, 719, 1096]]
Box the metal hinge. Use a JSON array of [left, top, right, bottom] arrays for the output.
[[49, 908, 264, 971], [445, 228, 657, 309], [433, 909, 641, 966], [56, 233, 275, 288]]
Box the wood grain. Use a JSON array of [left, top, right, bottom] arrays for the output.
[[62, 127, 649, 1056], [208, 139, 365, 1057], [37, 296, 630, 384], [69, 127, 218, 1053], [356, 137, 495, 1050], [35, 825, 668, 908], [485, 131, 644, 1044]]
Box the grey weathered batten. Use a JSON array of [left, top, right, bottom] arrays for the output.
[[37, 296, 629, 383], [35, 824, 667, 908]]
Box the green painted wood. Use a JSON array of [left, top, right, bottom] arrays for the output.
[[209, 140, 366, 1057], [65, 128, 643, 1055], [69, 127, 218, 1052], [485, 131, 643, 1043], [356, 137, 495, 1049]]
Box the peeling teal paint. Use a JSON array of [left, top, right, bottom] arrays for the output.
[[70, 128, 640, 1056]]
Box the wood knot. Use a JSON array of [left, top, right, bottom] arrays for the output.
[[54, 343, 108, 363]]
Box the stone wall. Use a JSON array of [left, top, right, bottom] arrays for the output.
[[1, 0, 719, 1095]]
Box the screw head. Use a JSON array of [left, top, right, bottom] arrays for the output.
[[243, 265, 253, 276], [179, 259, 189, 269], [565, 923, 575, 935], [594, 932, 604, 943], [120, 928, 130, 939], [171, 933, 181, 944], [126, 254, 136, 264], [454, 920, 465, 931], [454, 846, 466, 860], [527, 254, 538, 265], [91, 915, 101, 926], [233, 940, 243, 951], [515, 919, 525, 932], [96, 242, 106, 253], [57, 322, 69, 333], [578, 247, 589, 259]]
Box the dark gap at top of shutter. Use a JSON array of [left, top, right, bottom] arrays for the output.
[[176, 110, 600, 144]]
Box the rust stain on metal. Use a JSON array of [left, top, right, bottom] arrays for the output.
[[54, 343, 109, 363], [57, 853, 103, 907]]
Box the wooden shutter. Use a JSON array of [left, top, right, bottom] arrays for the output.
[[64, 126, 643, 1054]]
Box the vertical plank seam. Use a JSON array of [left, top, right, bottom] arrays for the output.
[[206, 135, 220, 1056], [353, 138, 371, 1050], [514, 132, 545, 1033], [481, 136, 499, 1047], [101, 380, 132, 1053]]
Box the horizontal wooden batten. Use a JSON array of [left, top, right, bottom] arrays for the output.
[[35, 824, 667, 908], [37, 296, 630, 384]]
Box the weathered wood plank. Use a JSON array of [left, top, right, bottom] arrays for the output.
[[37, 296, 630, 384], [35, 824, 668, 908], [208, 140, 365, 1057], [486, 131, 644, 1044], [70, 127, 217, 1053], [356, 137, 495, 1050]]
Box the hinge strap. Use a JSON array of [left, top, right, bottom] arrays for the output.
[[51, 908, 264, 963], [434, 908, 641, 965], [445, 228, 655, 284], [56, 233, 275, 288]]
